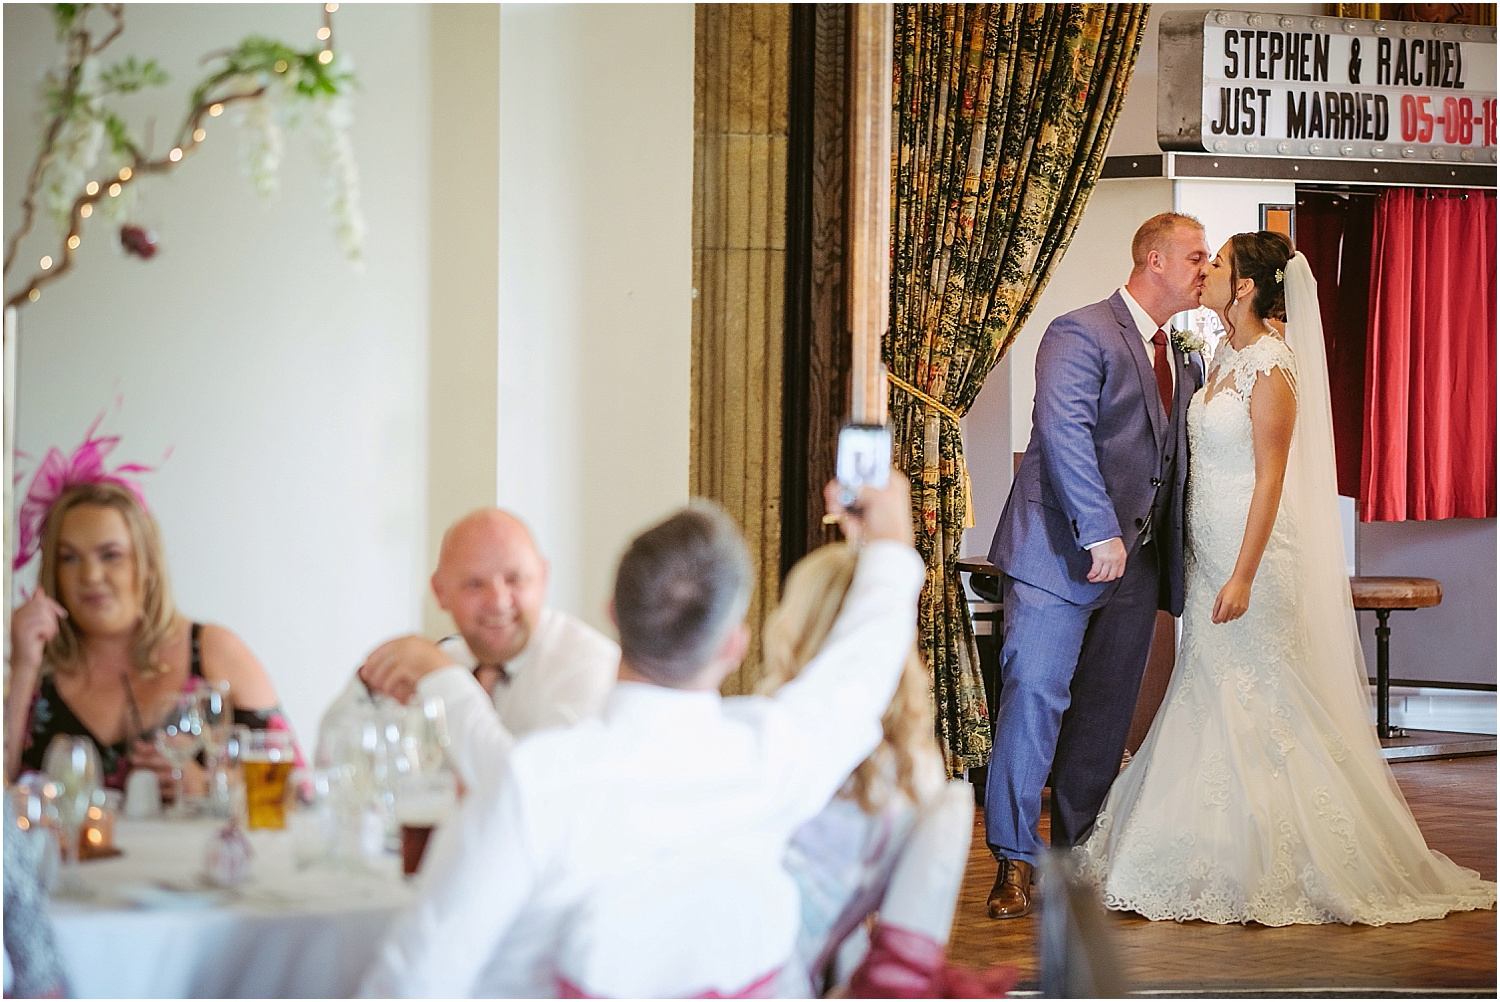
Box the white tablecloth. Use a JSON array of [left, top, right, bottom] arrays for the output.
[[49, 819, 414, 998]]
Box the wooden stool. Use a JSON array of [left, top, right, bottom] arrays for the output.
[[1349, 576, 1442, 739]]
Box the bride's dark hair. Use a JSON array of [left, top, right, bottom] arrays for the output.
[[1227, 230, 1295, 322]]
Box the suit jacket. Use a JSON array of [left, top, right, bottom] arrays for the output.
[[988, 291, 1203, 615]]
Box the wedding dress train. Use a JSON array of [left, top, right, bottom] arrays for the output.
[[1077, 334, 1496, 926]]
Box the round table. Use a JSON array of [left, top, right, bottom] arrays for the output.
[[49, 818, 414, 998]]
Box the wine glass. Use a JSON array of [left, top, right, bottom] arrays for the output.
[[403, 696, 451, 775], [154, 692, 203, 817], [197, 681, 235, 816], [198, 681, 234, 761], [41, 734, 101, 896]]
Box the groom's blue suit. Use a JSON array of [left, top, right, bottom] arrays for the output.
[[984, 290, 1202, 865]]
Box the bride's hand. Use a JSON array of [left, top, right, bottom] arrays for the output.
[[1211, 577, 1252, 624]]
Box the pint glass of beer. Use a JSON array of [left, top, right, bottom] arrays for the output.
[[241, 729, 296, 830], [395, 770, 457, 876]]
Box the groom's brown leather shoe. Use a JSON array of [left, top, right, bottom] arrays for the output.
[[987, 858, 1035, 919]]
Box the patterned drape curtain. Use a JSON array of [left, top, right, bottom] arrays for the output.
[[886, 4, 1147, 771]]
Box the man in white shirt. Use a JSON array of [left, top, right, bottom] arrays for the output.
[[339, 508, 618, 790], [359, 477, 924, 999]]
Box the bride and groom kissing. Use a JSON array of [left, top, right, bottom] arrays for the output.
[[980, 213, 1494, 927]]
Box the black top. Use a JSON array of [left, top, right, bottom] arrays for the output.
[[19, 623, 290, 789]]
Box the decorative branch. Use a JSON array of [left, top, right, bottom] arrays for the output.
[[3, 2, 361, 311]]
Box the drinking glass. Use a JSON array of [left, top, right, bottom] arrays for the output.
[[394, 770, 457, 876], [198, 680, 235, 762], [11, 774, 62, 892], [154, 692, 204, 817], [197, 681, 235, 816], [240, 728, 296, 830], [403, 696, 451, 775], [41, 735, 101, 896]]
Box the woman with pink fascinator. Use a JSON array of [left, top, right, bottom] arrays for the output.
[[5, 423, 297, 798]]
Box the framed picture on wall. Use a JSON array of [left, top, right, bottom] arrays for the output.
[[1261, 203, 1295, 241]]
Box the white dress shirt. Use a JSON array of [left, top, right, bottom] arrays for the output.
[[1118, 284, 1176, 394], [318, 609, 618, 791], [359, 541, 926, 999]]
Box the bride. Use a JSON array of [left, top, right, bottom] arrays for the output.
[[1076, 230, 1496, 925]]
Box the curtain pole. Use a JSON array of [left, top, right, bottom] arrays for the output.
[[847, 4, 893, 425]]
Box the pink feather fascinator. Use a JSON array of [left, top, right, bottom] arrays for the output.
[[13, 412, 160, 572]]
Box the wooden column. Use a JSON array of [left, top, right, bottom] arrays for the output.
[[692, 4, 790, 695], [782, 4, 850, 573], [845, 4, 893, 425]]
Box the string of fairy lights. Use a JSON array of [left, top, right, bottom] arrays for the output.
[[10, 3, 341, 310]]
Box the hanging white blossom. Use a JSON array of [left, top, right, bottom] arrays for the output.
[[38, 59, 106, 230], [237, 85, 286, 200], [307, 63, 364, 264]]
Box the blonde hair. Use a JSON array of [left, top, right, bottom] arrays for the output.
[[758, 542, 937, 812], [37, 482, 178, 678]]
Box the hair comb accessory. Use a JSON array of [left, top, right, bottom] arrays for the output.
[[1275, 268, 1284, 284], [13, 409, 160, 572]]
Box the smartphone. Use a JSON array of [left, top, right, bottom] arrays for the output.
[[835, 423, 892, 508]]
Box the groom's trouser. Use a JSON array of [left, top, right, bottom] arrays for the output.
[[983, 536, 1160, 865]]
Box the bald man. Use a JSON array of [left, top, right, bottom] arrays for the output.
[[329, 509, 618, 791]]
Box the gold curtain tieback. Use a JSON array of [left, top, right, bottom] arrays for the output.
[[887, 373, 975, 530]]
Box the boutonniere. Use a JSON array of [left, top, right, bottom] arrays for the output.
[[1168, 326, 1206, 355]]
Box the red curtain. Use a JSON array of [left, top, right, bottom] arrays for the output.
[[1361, 189, 1497, 521], [1297, 191, 1376, 499]]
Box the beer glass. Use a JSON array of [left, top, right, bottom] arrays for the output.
[[240, 728, 297, 830], [394, 770, 457, 876]]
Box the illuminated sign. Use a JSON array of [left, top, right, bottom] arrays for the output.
[[1158, 9, 1496, 164]]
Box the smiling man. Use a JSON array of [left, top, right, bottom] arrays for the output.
[[335, 509, 618, 790]]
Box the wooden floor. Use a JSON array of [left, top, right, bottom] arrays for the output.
[[948, 755, 1498, 996]]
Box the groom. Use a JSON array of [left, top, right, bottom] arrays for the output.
[[982, 213, 1208, 918]]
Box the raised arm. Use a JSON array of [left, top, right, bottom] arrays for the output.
[[770, 476, 925, 818], [414, 667, 516, 790], [1213, 364, 1296, 624], [5, 592, 67, 781]]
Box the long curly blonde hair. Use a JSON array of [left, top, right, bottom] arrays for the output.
[[37, 482, 178, 678], [758, 542, 937, 812]]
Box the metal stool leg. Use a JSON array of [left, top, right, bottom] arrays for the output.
[[1374, 609, 1406, 740]]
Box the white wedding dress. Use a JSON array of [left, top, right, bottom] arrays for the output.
[[1077, 332, 1496, 926]]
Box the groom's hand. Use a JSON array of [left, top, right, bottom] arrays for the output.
[[1086, 537, 1126, 583]]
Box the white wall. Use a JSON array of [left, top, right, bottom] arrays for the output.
[[1357, 519, 1497, 687], [497, 4, 694, 632], [425, 5, 500, 637], [4, 4, 431, 744]]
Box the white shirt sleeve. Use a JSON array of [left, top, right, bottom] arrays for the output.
[[769, 540, 926, 818], [415, 666, 516, 791], [359, 763, 540, 998]]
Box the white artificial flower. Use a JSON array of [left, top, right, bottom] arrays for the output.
[[309, 90, 364, 263], [237, 93, 285, 199]]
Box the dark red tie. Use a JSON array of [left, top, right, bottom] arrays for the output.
[[1151, 328, 1173, 415]]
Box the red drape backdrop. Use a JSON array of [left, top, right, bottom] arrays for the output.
[[1296, 191, 1375, 499], [1362, 188, 1497, 521]]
